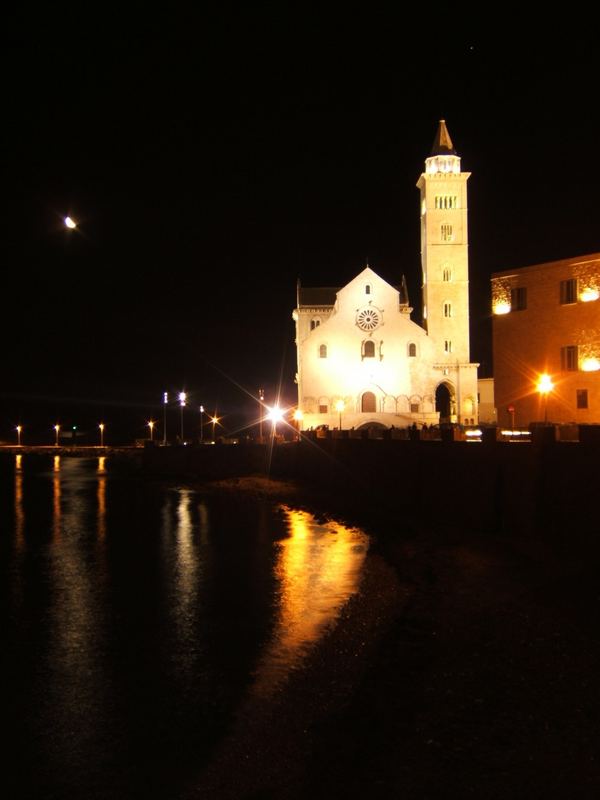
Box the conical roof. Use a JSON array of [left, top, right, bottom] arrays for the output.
[[430, 119, 457, 156]]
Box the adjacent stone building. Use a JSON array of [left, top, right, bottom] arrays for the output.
[[492, 253, 600, 427], [292, 121, 479, 431]]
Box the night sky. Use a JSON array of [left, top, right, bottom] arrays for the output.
[[3, 12, 599, 441]]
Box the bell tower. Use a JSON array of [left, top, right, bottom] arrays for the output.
[[416, 120, 471, 364]]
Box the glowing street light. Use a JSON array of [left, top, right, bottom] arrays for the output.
[[335, 399, 345, 430], [54, 424, 60, 446], [99, 423, 105, 447], [162, 392, 168, 445], [536, 373, 554, 424], [266, 405, 283, 439], [179, 392, 187, 443], [64, 216, 77, 229], [148, 420, 155, 441], [210, 415, 219, 442], [199, 405, 205, 442], [16, 425, 22, 446]]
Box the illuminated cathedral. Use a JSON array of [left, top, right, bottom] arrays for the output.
[[292, 120, 479, 431]]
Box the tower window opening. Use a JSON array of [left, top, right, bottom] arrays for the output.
[[441, 224, 453, 241], [319, 344, 328, 358], [443, 268, 452, 282], [365, 284, 371, 295], [443, 302, 452, 318], [408, 342, 417, 357], [444, 340, 452, 353]]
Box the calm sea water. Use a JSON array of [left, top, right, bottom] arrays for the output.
[[1, 454, 367, 799]]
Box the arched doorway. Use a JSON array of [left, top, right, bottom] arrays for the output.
[[361, 391, 376, 413], [435, 383, 453, 424]]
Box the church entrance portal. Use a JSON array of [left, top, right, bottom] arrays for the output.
[[435, 383, 453, 424]]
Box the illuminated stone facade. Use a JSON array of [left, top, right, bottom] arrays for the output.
[[492, 253, 600, 427], [293, 121, 479, 431]]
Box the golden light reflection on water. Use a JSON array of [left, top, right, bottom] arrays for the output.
[[252, 506, 368, 696], [14, 456, 24, 551], [53, 458, 61, 541]]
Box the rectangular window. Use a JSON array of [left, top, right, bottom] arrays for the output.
[[410, 403, 419, 413], [560, 278, 577, 305], [576, 389, 589, 409], [442, 268, 452, 282], [510, 287, 527, 311], [561, 345, 579, 371], [441, 224, 453, 242], [318, 404, 328, 414], [444, 340, 452, 353]]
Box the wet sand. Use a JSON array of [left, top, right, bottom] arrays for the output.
[[183, 476, 600, 799]]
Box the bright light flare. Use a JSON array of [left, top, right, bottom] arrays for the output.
[[580, 288, 599, 302], [266, 406, 284, 424], [537, 374, 554, 394], [64, 216, 77, 229]]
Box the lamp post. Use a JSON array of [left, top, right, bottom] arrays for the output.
[[258, 388, 265, 440], [210, 415, 219, 442], [54, 424, 60, 446], [199, 405, 205, 443], [148, 420, 155, 441], [99, 423, 105, 447], [335, 399, 345, 430], [179, 392, 186, 443], [16, 425, 22, 446], [293, 409, 303, 441], [162, 392, 168, 445], [266, 406, 283, 441], [537, 374, 554, 424]]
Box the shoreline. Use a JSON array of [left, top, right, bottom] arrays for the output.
[[182, 474, 600, 798]]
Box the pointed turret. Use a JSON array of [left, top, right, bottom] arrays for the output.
[[430, 119, 457, 156], [399, 274, 410, 306]]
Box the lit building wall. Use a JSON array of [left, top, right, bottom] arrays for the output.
[[492, 253, 600, 427], [293, 120, 479, 432]]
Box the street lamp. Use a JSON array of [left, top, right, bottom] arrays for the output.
[[64, 216, 77, 229], [99, 423, 105, 447], [335, 399, 345, 430], [210, 415, 219, 442], [179, 392, 186, 443], [536, 373, 554, 424], [266, 406, 283, 440], [16, 425, 22, 446], [54, 424, 60, 446], [163, 392, 168, 445], [148, 420, 155, 441], [258, 388, 265, 440], [199, 405, 205, 442]]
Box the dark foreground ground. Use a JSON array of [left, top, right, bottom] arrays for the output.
[[182, 476, 600, 800]]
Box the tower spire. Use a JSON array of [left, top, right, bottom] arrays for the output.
[[430, 119, 457, 156]]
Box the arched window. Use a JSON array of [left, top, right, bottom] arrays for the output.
[[442, 267, 452, 282], [444, 302, 452, 317], [310, 318, 321, 330], [365, 284, 371, 295], [363, 340, 375, 358], [361, 391, 376, 413], [408, 342, 417, 357], [319, 344, 327, 358]]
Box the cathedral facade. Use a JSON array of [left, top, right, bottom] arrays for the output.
[[292, 121, 479, 431]]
